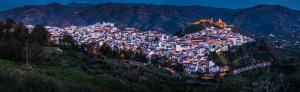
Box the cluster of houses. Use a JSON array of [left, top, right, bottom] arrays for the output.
[[26, 20, 253, 76]]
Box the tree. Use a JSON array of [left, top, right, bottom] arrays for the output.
[[1, 37, 23, 61], [4, 18, 16, 29], [0, 19, 26, 62], [99, 43, 114, 57], [220, 76, 251, 92], [173, 63, 184, 72], [218, 53, 228, 66], [134, 53, 147, 63], [231, 59, 239, 68], [0, 21, 4, 32], [151, 55, 159, 65], [209, 51, 227, 66], [30, 25, 50, 46], [60, 32, 75, 47], [15, 23, 29, 41]]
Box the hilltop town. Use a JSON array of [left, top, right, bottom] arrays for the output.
[[1, 2, 299, 91], [26, 19, 253, 77]]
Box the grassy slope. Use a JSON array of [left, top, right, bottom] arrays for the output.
[[1, 47, 298, 92], [0, 47, 190, 92], [0, 46, 152, 92], [0, 58, 150, 92]]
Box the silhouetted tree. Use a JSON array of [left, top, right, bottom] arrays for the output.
[[1, 36, 23, 61], [0, 21, 4, 32], [151, 55, 159, 65], [60, 32, 76, 47], [4, 18, 16, 29], [15, 23, 29, 41], [134, 52, 147, 63], [0, 19, 25, 61], [30, 24, 50, 46], [99, 43, 114, 57]]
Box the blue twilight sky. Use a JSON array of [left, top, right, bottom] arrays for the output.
[[0, 0, 300, 11]]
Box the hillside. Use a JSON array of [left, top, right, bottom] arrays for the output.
[[1, 40, 299, 92], [173, 23, 205, 37], [0, 48, 186, 92], [0, 17, 299, 92], [173, 20, 253, 38], [231, 5, 300, 41]]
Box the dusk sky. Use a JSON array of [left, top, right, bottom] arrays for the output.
[[0, 0, 300, 11]]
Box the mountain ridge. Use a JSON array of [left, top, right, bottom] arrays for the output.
[[0, 3, 299, 42]]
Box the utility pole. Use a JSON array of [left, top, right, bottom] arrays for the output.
[[25, 36, 31, 69]]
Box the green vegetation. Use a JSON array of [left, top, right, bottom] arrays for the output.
[[0, 45, 188, 92], [173, 22, 252, 38], [174, 23, 205, 37], [206, 39, 300, 92], [0, 18, 49, 64], [0, 18, 191, 92], [0, 52, 147, 92], [231, 27, 253, 37], [209, 39, 273, 69], [0, 18, 299, 92]]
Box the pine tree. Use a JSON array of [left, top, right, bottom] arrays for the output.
[[30, 25, 50, 46]]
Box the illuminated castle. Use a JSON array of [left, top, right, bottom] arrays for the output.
[[216, 18, 227, 28], [193, 18, 214, 25], [193, 18, 227, 28]]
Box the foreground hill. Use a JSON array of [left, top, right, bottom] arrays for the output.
[[0, 19, 299, 91], [0, 3, 300, 42]]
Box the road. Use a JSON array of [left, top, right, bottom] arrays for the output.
[[232, 62, 272, 75]]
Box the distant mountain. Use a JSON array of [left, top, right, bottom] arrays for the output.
[[231, 5, 300, 41], [0, 3, 299, 41]]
